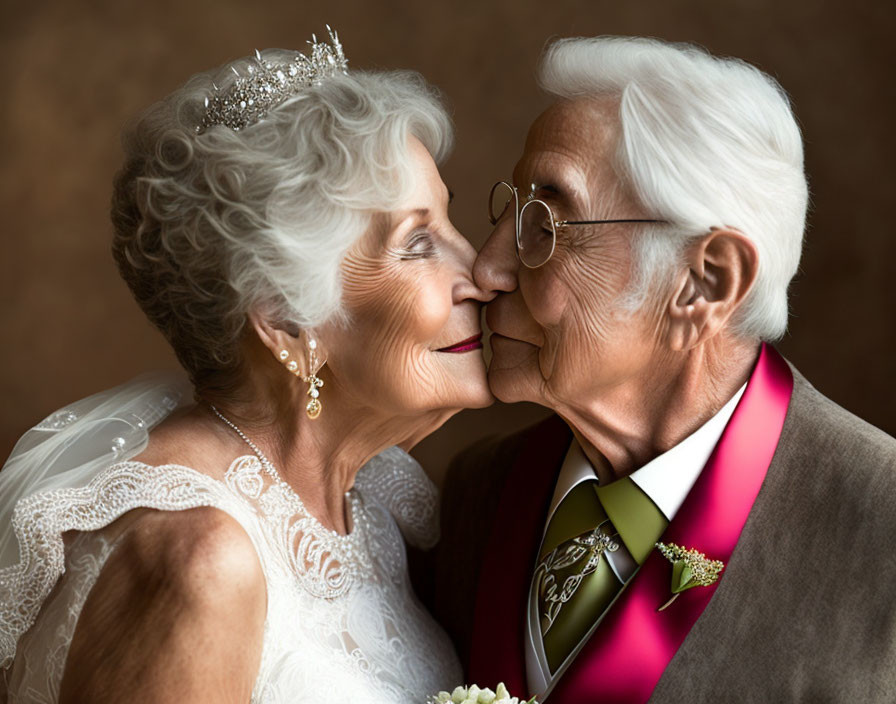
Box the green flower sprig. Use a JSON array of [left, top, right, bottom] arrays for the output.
[[655, 542, 725, 611]]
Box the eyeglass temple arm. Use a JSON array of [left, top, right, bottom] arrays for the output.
[[555, 218, 668, 226]]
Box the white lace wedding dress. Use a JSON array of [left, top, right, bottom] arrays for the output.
[[0, 376, 461, 703]]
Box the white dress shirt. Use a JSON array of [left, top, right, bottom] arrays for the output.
[[525, 384, 747, 698]]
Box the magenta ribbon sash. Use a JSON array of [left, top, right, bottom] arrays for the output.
[[468, 344, 793, 703], [548, 343, 793, 702]]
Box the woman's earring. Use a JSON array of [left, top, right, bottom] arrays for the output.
[[302, 339, 324, 420], [279, 349, 299, 373]]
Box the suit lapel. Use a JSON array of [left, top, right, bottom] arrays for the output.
[[547, 344, 794, 702], [468, 415, 572, 694]]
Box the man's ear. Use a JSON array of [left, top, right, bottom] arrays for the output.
[[665, 227, 759, 351]]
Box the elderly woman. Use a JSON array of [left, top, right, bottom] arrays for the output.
[[0, 32, 490, 702]]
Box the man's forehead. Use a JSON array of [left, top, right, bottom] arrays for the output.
[[514, 97, 620, 186]]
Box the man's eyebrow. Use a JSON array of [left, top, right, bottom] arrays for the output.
[[532, 182, 569, 201]]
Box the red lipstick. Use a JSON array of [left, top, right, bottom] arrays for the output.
[[436, 333, 483, 353]]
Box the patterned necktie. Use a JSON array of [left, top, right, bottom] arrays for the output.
[[534, 476, 669, 673]]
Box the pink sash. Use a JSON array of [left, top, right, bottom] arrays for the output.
[[470, 344, 794, 702]]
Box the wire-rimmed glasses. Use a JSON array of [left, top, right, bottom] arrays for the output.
[[488, 181, 667, 268]]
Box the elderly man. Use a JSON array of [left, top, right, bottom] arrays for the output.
[[426, 37, 896, 702]]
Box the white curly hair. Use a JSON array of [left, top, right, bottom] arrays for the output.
[[111, 48, 453, 392]]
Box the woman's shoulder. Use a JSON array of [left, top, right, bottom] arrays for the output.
[[91, 409, 270, 601], [59, 505, 266, 701], [118, 504, 265, 598], [115, 420, 269, 592]]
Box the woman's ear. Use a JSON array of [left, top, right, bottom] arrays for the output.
[[248, 309, 328, 377], [248, 310, 299, 359], [665, 227, 759, 351]]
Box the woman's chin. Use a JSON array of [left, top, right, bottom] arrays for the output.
[[456, 356, 495, 409], [433, 348, 494, 408], [425, 379, 495, 414], [453, 373, 496, 410]]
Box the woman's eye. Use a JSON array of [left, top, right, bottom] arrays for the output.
[[400, 230, 436, 259]]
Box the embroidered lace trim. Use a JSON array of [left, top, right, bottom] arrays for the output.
[[354, 446, 440, 550], [0, 447, 439, 670], [0, 463, 229, 668]]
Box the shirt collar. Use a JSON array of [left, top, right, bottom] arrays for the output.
[[546, 383, 747, 525]]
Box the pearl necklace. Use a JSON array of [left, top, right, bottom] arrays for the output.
[[209, 405, 362, 546]]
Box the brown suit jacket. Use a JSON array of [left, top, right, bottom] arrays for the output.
[[421, 363, 896, 702]]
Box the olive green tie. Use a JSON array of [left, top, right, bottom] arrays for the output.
[[535, 476, 669, 673]]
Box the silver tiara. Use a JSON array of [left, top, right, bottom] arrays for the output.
[[197, 26, 348, 133]]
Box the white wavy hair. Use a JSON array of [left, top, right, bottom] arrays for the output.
[[538, 37, 808, 341], [112, 49, 452, 391]]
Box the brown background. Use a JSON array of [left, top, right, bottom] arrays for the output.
[[2, 0, 894, 478]]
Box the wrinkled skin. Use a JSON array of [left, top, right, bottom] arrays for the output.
[[475, 97, 760, 480], [325, 137, 494, 419], [241, 135, 494, 521], [482, 98, 664, 408], [59, 137, 493, 703]]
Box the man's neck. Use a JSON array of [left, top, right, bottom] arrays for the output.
[[558, 340, 760, 483]]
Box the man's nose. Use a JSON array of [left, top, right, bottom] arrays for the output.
[[473, 220, 519, 295]]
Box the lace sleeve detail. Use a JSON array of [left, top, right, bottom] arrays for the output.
[[354, 446, 440, 550], [0, 462, 239, 669]]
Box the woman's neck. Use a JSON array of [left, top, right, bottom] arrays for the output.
[[205, 364, 450, 536]]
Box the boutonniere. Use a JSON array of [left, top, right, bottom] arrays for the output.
[[655, 542, 725, 611]]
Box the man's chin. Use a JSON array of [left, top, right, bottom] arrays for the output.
[[487, 370, 529, 404], [486, 336, 544, 405]]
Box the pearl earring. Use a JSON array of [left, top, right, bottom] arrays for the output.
[[277, 348, 297, 373]]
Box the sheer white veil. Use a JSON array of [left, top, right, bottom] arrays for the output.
[[0, 372, 190, 667]]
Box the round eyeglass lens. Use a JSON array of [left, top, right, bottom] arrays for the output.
[[518, 199, 556, 268], [488, 182, 516, 226]]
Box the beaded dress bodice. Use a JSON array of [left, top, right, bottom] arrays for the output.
[[2, 446, 461, 703]]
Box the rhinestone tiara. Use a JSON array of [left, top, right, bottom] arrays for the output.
[[197, 26, 349, 134]]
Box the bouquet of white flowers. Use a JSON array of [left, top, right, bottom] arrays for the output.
[[428, 682, 538, 704]]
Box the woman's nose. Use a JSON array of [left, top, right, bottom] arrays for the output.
[[457, 277, 497, 304]]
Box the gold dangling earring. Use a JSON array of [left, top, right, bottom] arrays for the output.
[[302, 338, 324, 420]]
